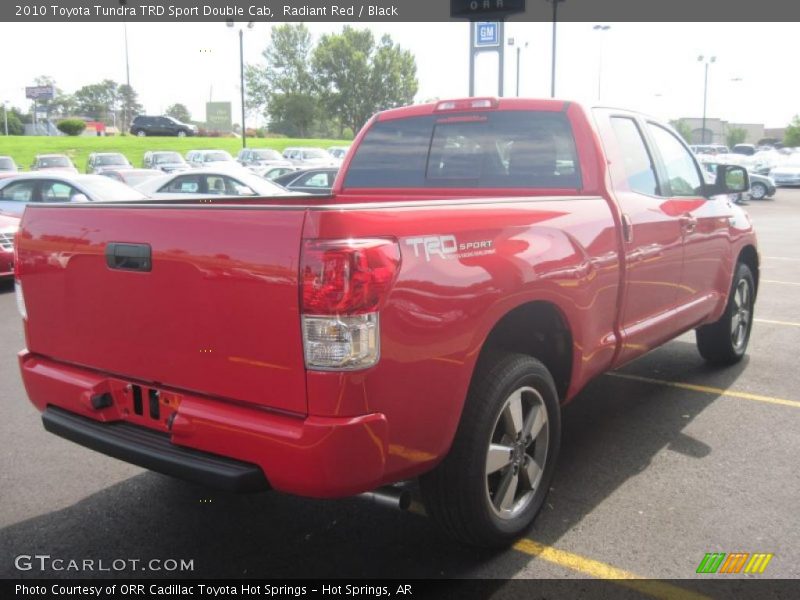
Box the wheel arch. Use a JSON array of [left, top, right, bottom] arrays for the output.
[[738, 244, 759, 299], [474, 300, 574, 401]]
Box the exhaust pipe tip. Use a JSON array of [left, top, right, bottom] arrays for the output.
[[360, 486, 412, 511]]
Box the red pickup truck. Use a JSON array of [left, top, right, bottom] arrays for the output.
[[15, 98, 758, 547]]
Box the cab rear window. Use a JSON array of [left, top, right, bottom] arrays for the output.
[[344, 111, 581, 189]]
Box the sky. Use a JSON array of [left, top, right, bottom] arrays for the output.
[[0, 21, 797, 129]]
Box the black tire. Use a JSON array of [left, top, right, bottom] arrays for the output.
[[135, 130, 146, 137], [696, 262, 755, 365], [749, 182, 767, 200], [420, 352, 561, 547], [177, 130, 187, 138]]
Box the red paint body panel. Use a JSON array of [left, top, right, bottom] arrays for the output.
[[16, 99, 759, 497], [20, 351, 388, 497], [17, 206, 308, 415]]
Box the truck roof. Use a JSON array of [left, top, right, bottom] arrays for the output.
[[375, 97, 574, 122]]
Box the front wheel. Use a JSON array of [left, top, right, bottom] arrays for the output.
[[177, 130, 187, 138], [696, 262, 755, 365], [420, 352, 561, 547], [135, 130, 146, 137], [749, 182, 767, 200]]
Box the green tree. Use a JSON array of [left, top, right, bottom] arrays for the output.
[[165, 103, 191, 123], [725, 127, 747, 149], [784, 115, 800, 147], [312, 28, 418, 136], [49, 94, 76, 118], [245, 24, 318, 137], [1, 106, 24, 135], [117, 84, 143, 133], [73, 79, 119, 122], [669, 119, 693, 144], [266, 93, 318, 138]]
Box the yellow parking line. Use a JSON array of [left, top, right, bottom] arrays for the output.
[[607, 372, 800, 409], [755, 318, 800, 327], [513, 539, 710, 600], [762, 279, 800, 286]]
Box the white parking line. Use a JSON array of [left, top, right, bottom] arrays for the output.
[[755, 318, 800, 328], [762, 279, 800, 286]]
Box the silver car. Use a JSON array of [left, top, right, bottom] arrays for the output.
[[770, 161, 800, 186], [135, 168, 298, 199], [282, 147, 339, 168], [0, 172, 147, 217]]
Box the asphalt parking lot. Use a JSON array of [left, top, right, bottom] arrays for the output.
[[1, 190, 799, 591]]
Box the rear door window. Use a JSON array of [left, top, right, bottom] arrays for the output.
[[0, 181, 37, 202], [161, 175, 201, 193], [297, 172, 331, 188], [41, 181, 79, 202]]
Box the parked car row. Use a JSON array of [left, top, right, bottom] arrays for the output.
[[692, 145, 800, 200], [0, 145, 346, 251]]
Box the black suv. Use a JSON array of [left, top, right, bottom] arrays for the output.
[[130, 115, 197, 137]]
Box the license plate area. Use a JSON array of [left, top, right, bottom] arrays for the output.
[[118, 383, 179, 431]]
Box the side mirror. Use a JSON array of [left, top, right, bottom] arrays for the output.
[[708, 164, 749, 196], [70, 193, 89, 203]]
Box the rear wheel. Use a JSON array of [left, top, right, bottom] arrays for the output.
[[135, 130, 146, 137], [420, 353, 560, 547], [696, 262, 755, 365]]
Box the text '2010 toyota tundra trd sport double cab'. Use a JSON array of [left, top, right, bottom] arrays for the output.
[[15, 98, 758, 547]]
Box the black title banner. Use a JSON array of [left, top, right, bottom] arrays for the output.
[[5, 579, 800, 600], [4, 0, 800, 22]]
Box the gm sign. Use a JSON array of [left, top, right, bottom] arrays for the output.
[[475, 22, 499, 47], [451, 0, 526, 19]]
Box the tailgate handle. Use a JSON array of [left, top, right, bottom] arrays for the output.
[[106, 243, 152, 272]]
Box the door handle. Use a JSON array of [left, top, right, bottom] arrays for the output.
[[105, 243, 152, 272], [621, 213, 633, 244]]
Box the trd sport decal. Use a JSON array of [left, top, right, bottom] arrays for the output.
[[405, 235, 495, 261]]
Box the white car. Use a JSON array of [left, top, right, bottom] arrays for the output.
[[0, 172, 147, 217], [237, 148, 292, 171], [769, 161, 800, 186], [282, 147, 339, 168], [186, 150, 243, 172], [326, 146, 350, 166], [135, 168, 299, 199]]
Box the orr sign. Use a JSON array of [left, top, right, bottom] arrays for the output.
[[450, 0, 526, 20]]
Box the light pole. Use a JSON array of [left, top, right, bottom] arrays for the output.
[[507, 38, 528, 97], [698, 55, 716, 144], [548, 0, 565, 98], [228, 20, 253, 149], [593, 25, 610, 102], [120, 0, 130, 87]]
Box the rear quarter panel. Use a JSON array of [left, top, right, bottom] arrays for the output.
[[302, 196, 621, 482]]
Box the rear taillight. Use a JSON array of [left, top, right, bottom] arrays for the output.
[[300, 239, 400, 370], [13, 230, 26, 320], [15, 280, 27, 320]]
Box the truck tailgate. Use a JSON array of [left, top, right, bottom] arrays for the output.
[[17, 205, 308, 415]]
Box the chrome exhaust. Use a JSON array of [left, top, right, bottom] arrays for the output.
[[360, 486, 412, 511]]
